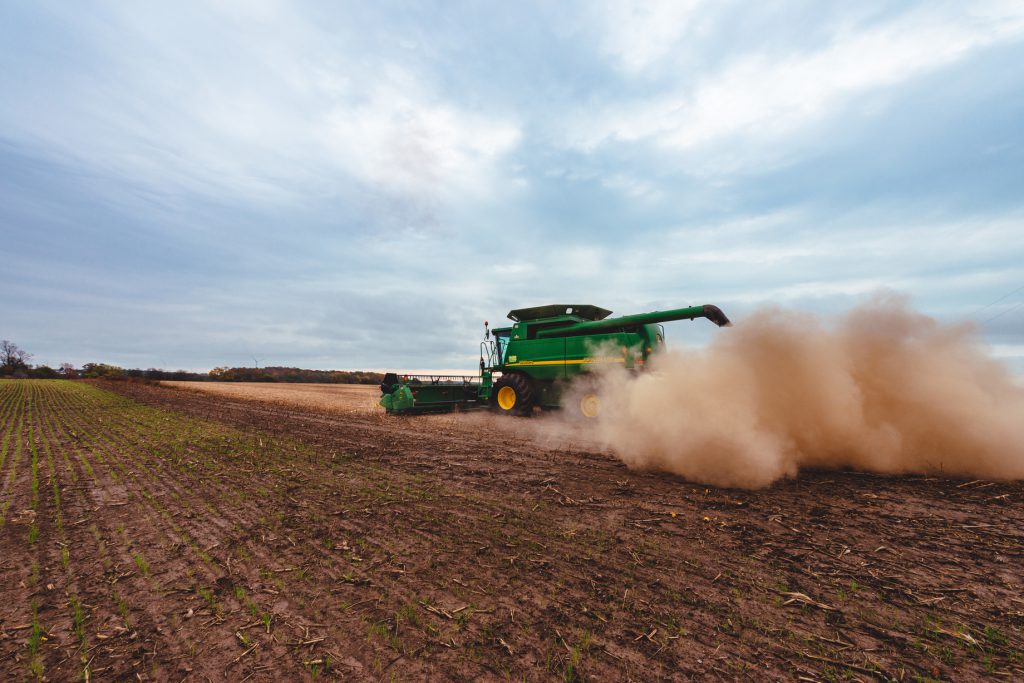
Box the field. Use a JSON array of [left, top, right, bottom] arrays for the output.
[[0, 380, 1021, 681], [160, 381, 382, 414]]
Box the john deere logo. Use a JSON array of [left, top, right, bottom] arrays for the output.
[[509, 355, 517, 362]]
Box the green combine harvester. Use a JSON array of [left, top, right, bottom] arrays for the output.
[[379, 303, 731, 417]]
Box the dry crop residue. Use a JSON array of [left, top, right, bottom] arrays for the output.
[[1, 379, 1021, 681], [160, 380, 381, 414]]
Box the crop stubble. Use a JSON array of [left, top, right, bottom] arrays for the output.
[[0, 379, 1021, 681]]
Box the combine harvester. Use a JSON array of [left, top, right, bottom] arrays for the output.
[[379, 303, 731, 417]]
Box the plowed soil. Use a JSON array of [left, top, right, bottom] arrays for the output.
[[160, 381, 382, 414], [1, 379, 1021, 682]]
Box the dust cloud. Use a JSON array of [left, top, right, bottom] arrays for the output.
[[587, 295, 1024, 489]]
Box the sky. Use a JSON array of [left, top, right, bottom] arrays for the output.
[[1, 0, 1023, 373]]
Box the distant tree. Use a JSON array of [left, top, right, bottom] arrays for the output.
[[59, 363, 79, 379], [204, 365, 383, 384], [82, 362, 125, 379], [30, 365, 59, 379], [0, 340, 32, 376]]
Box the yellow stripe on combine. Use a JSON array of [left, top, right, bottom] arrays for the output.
[[505, 357, 626, 367]]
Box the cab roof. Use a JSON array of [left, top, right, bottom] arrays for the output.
[[507, 305, 613, 322]]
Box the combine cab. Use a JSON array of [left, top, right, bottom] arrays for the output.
[[380, 303, 731, 416]]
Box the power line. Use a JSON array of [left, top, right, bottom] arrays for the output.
[[971, 284, 1024, 317], [983, 299, 1024, 325]]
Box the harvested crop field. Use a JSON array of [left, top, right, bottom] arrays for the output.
[[160, 381, 382, 414], [1, 379, 1021, 681]]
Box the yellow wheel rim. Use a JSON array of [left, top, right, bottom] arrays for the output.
[[580, 393, 600, 418], [497, 386, 517, 410]]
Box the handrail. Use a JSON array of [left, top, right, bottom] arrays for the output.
[[397, 374, 480, 385]]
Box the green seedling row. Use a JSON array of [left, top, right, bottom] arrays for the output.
[[31, 384, 290, 659]]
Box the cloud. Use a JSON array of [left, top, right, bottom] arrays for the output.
[[595, 0, 709, 74], [319, 68, 521, 202], [572, 2, 1024, 163], [0, 2, 1021, 374], [0, 2, 522, 211]]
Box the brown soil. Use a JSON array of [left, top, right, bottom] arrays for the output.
[[159, 381, 383, 414], [1, 379, 1021, 681]]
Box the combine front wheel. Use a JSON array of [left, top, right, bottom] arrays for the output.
[[492, 373, 535, 417]]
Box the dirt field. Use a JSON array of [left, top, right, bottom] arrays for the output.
[[160, 381, 382, 414], [1, 379, 1021, 681]]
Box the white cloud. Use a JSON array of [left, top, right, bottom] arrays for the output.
[[320, 71, 521, 201], [0, 4, 521, 209], [600, 172, 663, 200], [596, 0, 708, 73], [526, 211, 1024, 313], [573, 3, 1024, 158], [991, 344, 1024, 359], [2, 2, 1022, 371]]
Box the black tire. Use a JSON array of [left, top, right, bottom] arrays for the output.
[[492, 373, 535, 417]]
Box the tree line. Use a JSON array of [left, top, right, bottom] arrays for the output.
[[207, 366, 383, 384], [0, 340, 383, 384]]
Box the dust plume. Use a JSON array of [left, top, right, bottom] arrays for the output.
[[588, 295, 1024, 489]]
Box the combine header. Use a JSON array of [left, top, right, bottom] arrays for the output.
[[380, 303, 731, 417]]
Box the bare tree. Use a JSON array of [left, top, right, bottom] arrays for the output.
[[0, 340, 32, 376]]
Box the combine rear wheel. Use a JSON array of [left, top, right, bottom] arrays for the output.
[[566, 377, 601, 420], [492, 373, 535, 417], [578, 392, 601, 418]]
